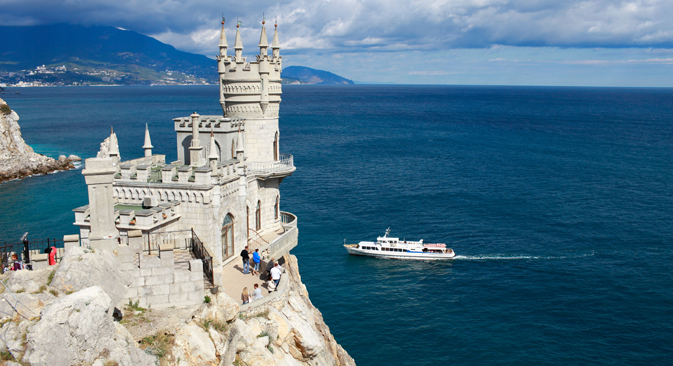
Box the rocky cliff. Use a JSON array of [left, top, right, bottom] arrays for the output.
[[0, 247, 355, 366], [0, 98, 80, 183]]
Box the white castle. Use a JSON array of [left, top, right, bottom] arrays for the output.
[[69, 19, 298, 308]]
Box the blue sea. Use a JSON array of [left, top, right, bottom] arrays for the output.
[[2, 85, 673, 365]]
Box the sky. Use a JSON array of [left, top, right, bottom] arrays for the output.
[[1, 0, 673, 86]]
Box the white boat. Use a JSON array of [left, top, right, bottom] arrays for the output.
[[344, 228, 456, 260]]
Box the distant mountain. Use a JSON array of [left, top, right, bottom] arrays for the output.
[[0, 24, 353, 86], [0, 24, 217, 84], [282, 66, 354, 85]]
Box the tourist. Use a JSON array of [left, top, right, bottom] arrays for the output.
[[266, 258, 275, 279], [267, 277, 276, 293], [252, 249, 261, 276], [240, 246, 250, 274], [270, 263, 282, 291], [252, 283, 263, 301], [241, 287, 250, 304], [48, 246, 57, 266], [11, 254, 24, 271]]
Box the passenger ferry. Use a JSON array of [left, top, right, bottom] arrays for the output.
[[344, 228, 456, 260]]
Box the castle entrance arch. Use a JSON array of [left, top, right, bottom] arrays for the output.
[[222, 214, 234, 260]]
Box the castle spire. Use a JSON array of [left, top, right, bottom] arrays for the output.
[[218, 17, 228, 57], [234, 21, 243, 61], [143, 123, 153, 158], [108, 127, 120, 163], [259, 19, 269, 55], [189, 112, 203, 166], [272, 21, 281, 59], [208, 129, 218, 170]]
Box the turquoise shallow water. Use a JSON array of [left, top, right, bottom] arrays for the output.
[[2, 85, 673, 365]]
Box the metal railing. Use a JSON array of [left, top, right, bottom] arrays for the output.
[[247, 153, 294, 175], [0, 237, 64, 272], [191, 229, 213, 285], [247, 228, 270, 252], [145, 230, 193, 254], [280, 211, 297, 230]]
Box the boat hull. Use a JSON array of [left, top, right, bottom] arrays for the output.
[[344, 245, 455, 260]]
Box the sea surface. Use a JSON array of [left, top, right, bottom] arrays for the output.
[[2, 85, 673, 365]]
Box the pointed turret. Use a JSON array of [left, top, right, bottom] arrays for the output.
[[234, 23, 243, 61], [236, 125, 245, 161], [219, 18, 228, 57], [143, 123, 153, 158], [259, 20, 268, 56], [272, 22, 281, 59], [208, 129, 219, 170], [108, 126, 120, 163]]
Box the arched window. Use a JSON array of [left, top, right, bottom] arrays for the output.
[[255, 200, 261, 231], [274, 196, 279, 220], [273, 132, 279, 161], [221, 214, 234, 260], [246, 206, 250, 234]]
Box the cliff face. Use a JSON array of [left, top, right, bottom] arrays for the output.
[[0, 248, 355, 366], [0, 98, 80, 182]]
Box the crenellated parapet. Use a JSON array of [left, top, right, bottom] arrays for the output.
[[217, 19, 283, 119]]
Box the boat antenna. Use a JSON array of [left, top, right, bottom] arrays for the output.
[[385, 227, 390, 237]]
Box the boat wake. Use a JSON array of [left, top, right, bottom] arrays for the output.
[[453, 252, 595, 261]]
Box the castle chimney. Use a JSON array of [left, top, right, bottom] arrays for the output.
[[189, 112, 203, 166], [143, 123, 153, 158]]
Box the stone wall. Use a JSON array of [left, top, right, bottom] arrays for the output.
[[117, 244, 205, 308]]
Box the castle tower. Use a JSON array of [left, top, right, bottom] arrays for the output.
[[217, 19, 283, 164], [143, 123, 153, 157]]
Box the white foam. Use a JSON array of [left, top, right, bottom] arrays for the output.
[[453, 252, 594, 261]]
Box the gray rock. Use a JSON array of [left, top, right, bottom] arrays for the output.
[[215, 290, 240, 321], [50, 247, 130, 308], [22, 286, 155, 366], [170, 321, 217, 366], [67, 154, 82, 161], [6, 266, 53, 288]]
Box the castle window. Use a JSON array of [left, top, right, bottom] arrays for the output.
[[222, 214, 234, 260], [246, 206, 250, 234], [274, 196, 279, 220], [255, 200, 261, 231], [273, 132, 279, 161]]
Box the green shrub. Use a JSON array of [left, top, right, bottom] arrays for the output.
[[204, 296, 211, 303], [0, 104, 10, 115]]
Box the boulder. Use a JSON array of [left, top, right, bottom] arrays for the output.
[[170, 322, 217, 366], [50, 247, 130, 307], [6, 266, 54, 288], [23, 286, 155, 366], [215, 291, 240, 321]]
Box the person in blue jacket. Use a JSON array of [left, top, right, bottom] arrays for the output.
[[252, 248, 261, 276]]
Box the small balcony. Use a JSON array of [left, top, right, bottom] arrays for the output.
[[247, 153, 295, 178]]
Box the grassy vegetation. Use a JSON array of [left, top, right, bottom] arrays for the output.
[[139, 332, 175, 360], [49, 289, 59, 297], [203, 296, 211, 304], [199, 319, 228, 333], [46, 270, 55, 286], [0, 104, 11, 115]]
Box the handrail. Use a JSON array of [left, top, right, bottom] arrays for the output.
[[247, 154, 294, 175], [190, 229, 213, 285], [247, 228, 269, 252]]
